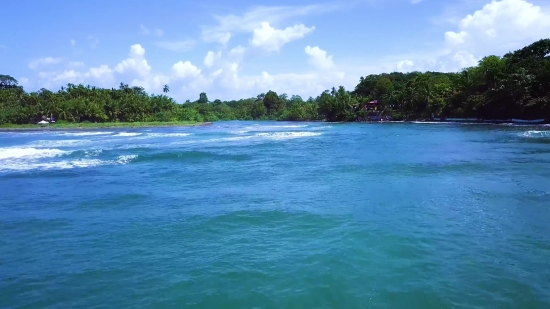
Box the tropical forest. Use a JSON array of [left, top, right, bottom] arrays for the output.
[[1, 39, 549, 125]]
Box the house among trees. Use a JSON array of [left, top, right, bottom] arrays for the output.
[[361, 100, 382, 121]]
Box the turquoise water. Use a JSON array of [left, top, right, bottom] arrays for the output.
[[1, 121, 549, 308]]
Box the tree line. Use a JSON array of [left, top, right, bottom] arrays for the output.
[[1, 39, 549, 125]]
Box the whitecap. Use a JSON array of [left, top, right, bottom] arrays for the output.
[[0, 147, 69, 160], [0, 159, 106, 171], [254, 131, 322, 140], [116, 155, 138, 164], [145, 133, 191, 138], [113, 132, 142, 137], [171, 131, 321, 145], [0, 154, 138, 172], [84, 149, 103, 157], [520, 131, 550, 138], [28, 139, 91, 147], [244, 125, 308, 131]]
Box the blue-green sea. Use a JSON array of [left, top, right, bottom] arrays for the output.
[[1, 121, 550, 308]]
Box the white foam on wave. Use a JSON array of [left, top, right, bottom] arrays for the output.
[[0, 147, 69, 160], [244, 125, 308, 131], [0, 154, 138, 172], [113, 132, 142, 137], [520, 130, 550, 138], [145, 133, 191, 138], [84, 149, 103, 157], [309, 125, 332, 130], [229, 130, 249, 134], [59, 131, 113, 136], [28, 139, 91, 147], [255, 131, 322, 140], [116, 155, 138, 164], [172, 131, 322, 146]]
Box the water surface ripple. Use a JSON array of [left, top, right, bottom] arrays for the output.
[[1, 121, 549, 308]]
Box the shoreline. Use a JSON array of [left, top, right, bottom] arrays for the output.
[[0, 121, 212, 132]]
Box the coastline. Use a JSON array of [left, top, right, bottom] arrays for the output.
[[0, 121, 211, 132]]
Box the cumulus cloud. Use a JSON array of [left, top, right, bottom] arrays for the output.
[[396, 60, 415, 72], [28, 57, 62, 69], [250, 22, 315, 52], [114, 44, 151, 77], [38, 63, 115, 87], [366, 0, 550, 73], [172, 61, 201, 79], [204, 51, 222, 67], [88, 65, 114, 80], [444, 0, 550, 55], [452, 51, 478, 68], [305, 46, 334, 70]]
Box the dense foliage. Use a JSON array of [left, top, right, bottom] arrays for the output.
[[1, 39, 549, 125]]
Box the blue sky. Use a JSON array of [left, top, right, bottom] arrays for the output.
[[1, 0, 549, 101]]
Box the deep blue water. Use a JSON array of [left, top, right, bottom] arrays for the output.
[[1, 121, 550, 308]]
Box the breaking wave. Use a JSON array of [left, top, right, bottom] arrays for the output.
[[520, 131, 550, 138], [113, 132, 142, 137], [0, 147, 69, 160], [172, 131, 322, 146], [28, 139, 92, 147], [144, 133, 191, 138]]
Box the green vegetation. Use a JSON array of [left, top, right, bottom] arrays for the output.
[[1, 39, 549, 125]]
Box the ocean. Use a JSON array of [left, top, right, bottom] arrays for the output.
[[1, 121, 549, 308]]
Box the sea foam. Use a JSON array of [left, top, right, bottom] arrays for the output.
[[0, 147, 69, 160], [520, 130, 550, 138], [113, 132, 142, 137]]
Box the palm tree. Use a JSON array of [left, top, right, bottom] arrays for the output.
[[163, 84, 169, 93]]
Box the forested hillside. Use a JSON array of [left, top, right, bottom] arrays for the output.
[[1, 39, 549, 124]]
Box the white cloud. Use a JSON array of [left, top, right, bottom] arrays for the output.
[[304, 46, 334, 70], [140, 24, 163, 37], [453, 51, 478, 68], [443, 0, 550, 55], [201, 4, 338, 45], [114, 44, 151, 77], [360, 0, 550, 73], [172, 61, 201, 79], [28, 57, 62, 69], [250, 22, 315, 52], [444, 31, 467, 45], [204, 51, 222, 67], [396, 60, 415, 72], [211, 68, 223, 77], [70, 39, 76, 46], [157, 40, 195, 52], [88, 65, 114, 80]]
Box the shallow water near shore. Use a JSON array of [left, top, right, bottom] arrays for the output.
[[1, 121, 549, 308]]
